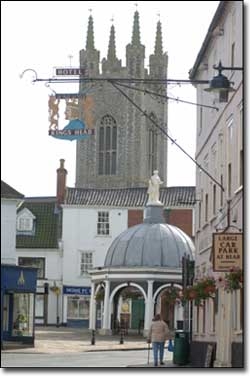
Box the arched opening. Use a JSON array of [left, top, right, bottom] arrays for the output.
[[154, 284, 183, 330], [109, 283, 146, 335]]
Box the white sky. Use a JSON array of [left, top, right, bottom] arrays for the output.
[[2, 0, 222, 197]]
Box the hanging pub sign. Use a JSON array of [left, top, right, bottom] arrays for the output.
[[212, 232, 243, 272], [48, 93, 94, 141]]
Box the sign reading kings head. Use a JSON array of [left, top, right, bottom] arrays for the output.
[[48, 93, 95, 141]]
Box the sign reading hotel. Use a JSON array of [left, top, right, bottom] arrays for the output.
[[54, 67, 87, 76], [213, 233, 243, 271]]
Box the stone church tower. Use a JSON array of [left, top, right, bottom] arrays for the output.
[[76, 11, 168, 188]]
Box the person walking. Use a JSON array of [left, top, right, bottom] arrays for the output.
[[147, 314, 170, 367]]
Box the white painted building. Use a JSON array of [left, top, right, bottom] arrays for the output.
[[1, 181, 37, 348], [1, 181, 24, 265], [16, 197, 63, 326], [61, 205, 127, 327], [189, 0, 243, 367]]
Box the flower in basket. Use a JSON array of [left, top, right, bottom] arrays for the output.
[[182, 276, 216, 306], [122, 287, 142, 300], [95, 289, 105, 302], [215, 276, 226, 289], [181, 287, 198, 305], [224, 267, 243, 292], [162, 287, 181, 305]]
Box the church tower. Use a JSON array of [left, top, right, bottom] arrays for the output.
[[75, 11, 168, 189]]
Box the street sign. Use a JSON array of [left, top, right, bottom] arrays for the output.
[[212, 232, 243, 271]]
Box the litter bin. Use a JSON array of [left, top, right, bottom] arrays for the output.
[[173, 330, 190, 365]]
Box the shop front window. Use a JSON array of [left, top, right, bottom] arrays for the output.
[[67, 296, 90, 319], [12, 293, 34, 337], [35, 294, 44, 318], [18, 257, 45, 279]]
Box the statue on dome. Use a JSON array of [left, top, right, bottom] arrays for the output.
[[147, 170, 163, 205]]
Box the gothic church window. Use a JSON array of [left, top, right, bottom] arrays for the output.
[[98, 115, 117, 175]]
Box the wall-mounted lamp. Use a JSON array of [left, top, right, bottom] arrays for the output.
[[204, 61, 243, 102]]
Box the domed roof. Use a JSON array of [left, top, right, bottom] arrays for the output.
[[104, 221, 195, 269]]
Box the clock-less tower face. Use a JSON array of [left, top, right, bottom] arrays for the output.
[[75, 13, 168, 189]]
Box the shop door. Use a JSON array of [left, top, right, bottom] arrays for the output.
[[131, 299, 144, 329], [3, 294, 10, 338]]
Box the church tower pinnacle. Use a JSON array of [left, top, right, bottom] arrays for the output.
[[149, 19, 168, 80], [86, 14, 95, 50], [154, 20, 163, 56], [79, 12, 100, 77], [102, 21, 122, 74], [107, 24, 116, 61], [126, 9, 145, 77], [131, 10, 141, 46]]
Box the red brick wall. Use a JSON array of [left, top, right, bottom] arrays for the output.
[[128, 209, 143, 228], [127, 208, 193, 239], [165, 209, 193, 238]]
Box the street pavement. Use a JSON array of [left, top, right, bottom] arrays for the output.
[[1, 326, 186, 368]]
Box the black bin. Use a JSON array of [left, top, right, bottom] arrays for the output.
[[173, 330, 190, 365]]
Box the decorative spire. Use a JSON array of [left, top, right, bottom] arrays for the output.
[[86, 13, 95, 50], [131, 10, 141, 46], [107, 24, 116, 61], [154, 20, 163, 55]]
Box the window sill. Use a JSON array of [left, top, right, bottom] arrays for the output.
[[233, 330, 243, 335], [95, 234, 112, 238], [79, 274, 91, 278]]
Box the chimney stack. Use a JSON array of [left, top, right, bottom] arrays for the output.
[[56, 159, 67, 205]]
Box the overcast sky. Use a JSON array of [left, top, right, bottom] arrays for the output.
[[2, 1, 223, 197]]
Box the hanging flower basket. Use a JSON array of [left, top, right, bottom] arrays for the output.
[[218, 267, 243, 292], [162, 287, 181, 305], [122, 287, 142, 300], [95, 289, 105, 302], [182, 276, 216, 306], [50, 286, 60, 295]]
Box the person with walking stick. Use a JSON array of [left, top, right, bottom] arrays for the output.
[[147, 314, 170, 367]]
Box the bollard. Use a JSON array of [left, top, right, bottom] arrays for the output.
[[120, 328, 124, 344], [91, 329, 96, 345]]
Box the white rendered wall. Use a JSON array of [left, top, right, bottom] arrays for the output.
[[1, 199, 19, 265], [62, 207, 128, 287]]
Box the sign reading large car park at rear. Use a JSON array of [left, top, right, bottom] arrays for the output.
[[212, 233, 242, 271]]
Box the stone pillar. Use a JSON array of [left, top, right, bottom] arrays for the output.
[[144, 280, 154, 336], [100, 280, 111, 335], [214, 289, 232, 367], [89, 282, 96, 330]]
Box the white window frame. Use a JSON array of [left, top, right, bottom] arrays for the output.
[[79, 251, 93, 276], [16, 208, 36, 233], [97, 211, 110, 236]]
